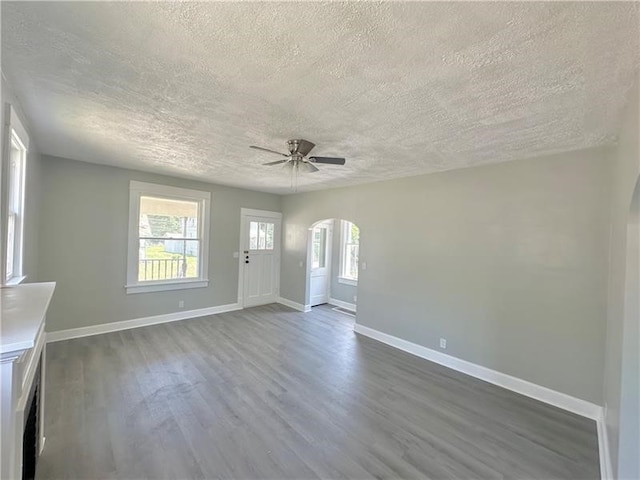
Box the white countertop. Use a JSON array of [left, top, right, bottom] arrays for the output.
[[1, 282, 56, 356]]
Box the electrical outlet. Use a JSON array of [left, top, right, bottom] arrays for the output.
[[361, 262, 367, 270], [439, 338, 447, 349], [353, 295, 357, 302], [299, 261, 304, 268], [178, 300, 185, 308]]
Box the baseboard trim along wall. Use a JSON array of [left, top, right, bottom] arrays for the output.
[[597, 408, 613, 480], [328, 297, 357, 312], [277, 297, 311, 313], [353, 323, 602, 420], [353, 323, 613, 480], [353, 323, 611, 478], [46, 303, 242, 342]]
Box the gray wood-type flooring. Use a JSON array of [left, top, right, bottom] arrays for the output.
[[37, 304, 600, 479]]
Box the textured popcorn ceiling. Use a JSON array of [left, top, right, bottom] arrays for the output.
[[2, 2, 639, 194]]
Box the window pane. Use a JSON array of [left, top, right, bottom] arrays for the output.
[[6, 214, 15, 279], [6, 133, 25, 281], [139, 196, 198, 239], [9, 143, 20, 212], [138, 239, 199, 281], [266, 223, 274, 250], [346, 244, 359, 279], [350, 223, 360, 244], [258, 223, 266, 249], [341, 221, 359, 280], [249, 222, 258, 249]]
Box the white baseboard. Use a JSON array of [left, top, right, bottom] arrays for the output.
[[353, 323, 602, 421], [277, 297, 311, 312], [597, 407, 613, 480], [46, 303, 242, 343], [328, 297, 357, 312]]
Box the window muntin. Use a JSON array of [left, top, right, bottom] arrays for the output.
[[340, 220, 359, 282], [127, 182, 210, 294]]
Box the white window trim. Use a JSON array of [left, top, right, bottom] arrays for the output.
[[5, 275, 27, 286], [339, 220, 359, 286], [125, 181, 211, 294], [2, 105, 29, 286]]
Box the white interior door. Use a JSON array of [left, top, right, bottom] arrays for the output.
[[241, 211, 281, 308], [309, 221, 332, 307]]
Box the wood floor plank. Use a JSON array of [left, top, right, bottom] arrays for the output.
[[37, 304, 599, 479]]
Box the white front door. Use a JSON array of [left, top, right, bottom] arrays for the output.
[[240, 210, 281, 307], [309, 221, 332, 306]]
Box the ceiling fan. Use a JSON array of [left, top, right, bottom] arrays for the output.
[[250, 139, 346, 173]]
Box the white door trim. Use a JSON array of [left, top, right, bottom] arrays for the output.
[[238, 208, 282, 306]]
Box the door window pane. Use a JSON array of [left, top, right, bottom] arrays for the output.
[[249, 221, 258, 249], [312, 227, 327, 269], [266, 223, 274, 250], [258, 222, 266, 249], [249, 221, 275, 251]]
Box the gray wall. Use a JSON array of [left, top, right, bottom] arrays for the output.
[[603, 76, 639, 479], [329, 219, 358, 306], [38, 156, 281, 332], [1, 75, 42, 283], [281, 148, 611, 403]]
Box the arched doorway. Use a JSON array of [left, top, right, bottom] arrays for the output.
[[305, 218, 360, 316]]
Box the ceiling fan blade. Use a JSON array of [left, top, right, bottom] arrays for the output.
[[250, 145, 289, 157], [308, 156, 346, 165], [300, 161, 319, 173], [296, 139, 316, 156], [262, 160, 289, 166]]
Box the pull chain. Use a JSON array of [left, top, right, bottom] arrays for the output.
[[290, 161, 299, 192]]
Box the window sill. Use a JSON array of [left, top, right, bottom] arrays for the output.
[[125, 279, 209, 294], [4, 275, 27, 287], [338, 277, 358, 287]]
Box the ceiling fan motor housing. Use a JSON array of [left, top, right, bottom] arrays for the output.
[[287, 139, 300, 154]]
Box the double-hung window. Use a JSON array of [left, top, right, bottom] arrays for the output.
[[3, 106, 28, 285], [126, 181, 210, 294], [339, 220, 359, 285]]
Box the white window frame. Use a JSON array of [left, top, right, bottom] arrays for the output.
[[125, 181, 210, 294], [2, 105, 29, 286], [338, 220, 359, 286]]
